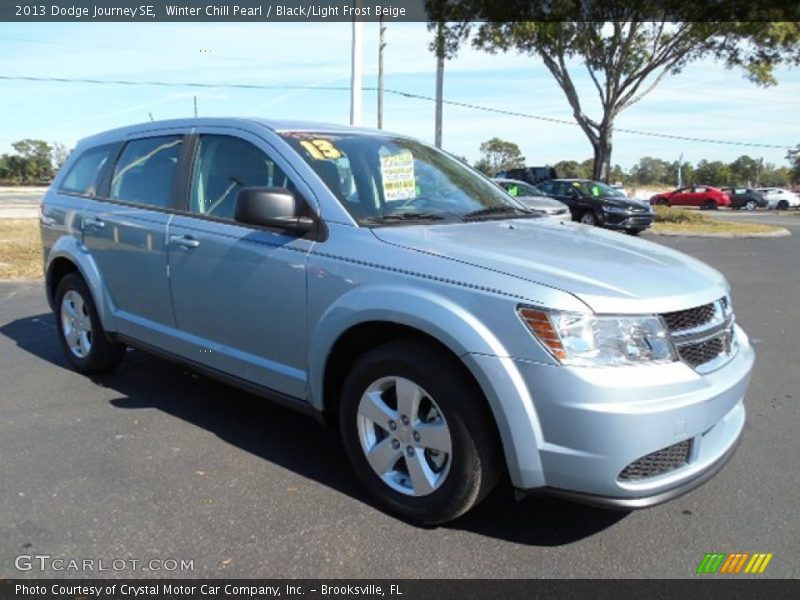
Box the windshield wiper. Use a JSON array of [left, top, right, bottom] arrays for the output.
[[362, 212, 446, 224], [462, 205, 527, 220]]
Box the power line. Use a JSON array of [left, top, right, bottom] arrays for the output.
[[0, 74, 793, 150]]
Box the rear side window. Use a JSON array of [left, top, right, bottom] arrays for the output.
[[110, 136, 183, 208], [59, 145, 114, 196]]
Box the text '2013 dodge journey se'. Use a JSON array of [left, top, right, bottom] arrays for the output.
[[41, 119, 753, 524]]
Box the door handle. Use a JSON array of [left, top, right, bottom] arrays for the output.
[[83, 216, 105, 229], [170, 234, 200, 249]]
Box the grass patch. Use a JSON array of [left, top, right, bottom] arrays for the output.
[[651, 206, 783, 234], [0, 219, 42, 279]]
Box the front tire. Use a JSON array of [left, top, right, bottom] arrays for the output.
[[339, 339, 502, 524], [777, 200, 789, 211], [55, 273, 125, 374], [701, 199, 716, 210], [745, 200, 757, 211], [579, 211, 599, 226]]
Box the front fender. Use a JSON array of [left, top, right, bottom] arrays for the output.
[[308, 284, 546, 488], [46, 236, 118, 333]]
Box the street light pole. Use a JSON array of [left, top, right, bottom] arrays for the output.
[[350, 8, 363, 126], [434, 20, 444, 148], [377, 15, 386, 129]]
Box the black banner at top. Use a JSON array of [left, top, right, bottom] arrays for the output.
[[1, 0, 799, 22]]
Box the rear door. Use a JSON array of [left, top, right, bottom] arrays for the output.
[[165, 128, 316, 399], [81, 133, 187, 342]]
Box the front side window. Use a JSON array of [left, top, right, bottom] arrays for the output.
[[59, 145, 114, 196], [110, 136, 183, 208], [190, 135, 296, 220], [279, 131, 523, 225]]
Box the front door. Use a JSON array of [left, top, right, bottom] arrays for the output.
[[166, 130, 315, 399]]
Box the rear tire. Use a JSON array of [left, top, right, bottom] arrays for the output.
[[778, 200, 789, 211], [701, 199, 716, 210], [626, 229, 643, 236], [745, 200, 757, 211], [339, 339, 503, 524], [55, 273, 125, 374]]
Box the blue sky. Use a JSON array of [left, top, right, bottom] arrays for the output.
[[1, 22, 798, 170]]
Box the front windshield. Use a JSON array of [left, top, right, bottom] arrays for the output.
[[576, 181, 626, 198], [504, 181, 543, 197], [280, 131, 526, 224]]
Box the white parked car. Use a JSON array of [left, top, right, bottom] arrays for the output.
[[757, 187, 800, 210]]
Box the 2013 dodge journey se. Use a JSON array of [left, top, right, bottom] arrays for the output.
[[41, 119, 754, 524]]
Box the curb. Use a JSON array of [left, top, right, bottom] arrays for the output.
[[645, 228, 791, 239]]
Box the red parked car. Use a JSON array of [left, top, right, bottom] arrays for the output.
[[650, 185, 731, 209]]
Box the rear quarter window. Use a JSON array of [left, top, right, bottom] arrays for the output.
[[59, 144, 116, 196]]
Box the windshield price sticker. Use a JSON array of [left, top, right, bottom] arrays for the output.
[[381, 151, 416, 202], [299, 139, 342, 160]]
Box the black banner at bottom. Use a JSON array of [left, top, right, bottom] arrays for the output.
[[1, 580, 797, 600]]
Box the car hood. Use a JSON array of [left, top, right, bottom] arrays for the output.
[[371, 218, 728, 314], [599, 196, 651, 211], [517, 196, 568, 212]]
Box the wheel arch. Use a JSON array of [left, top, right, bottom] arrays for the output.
[[45, 236, 117, 332], [310, 285, 546, 488]]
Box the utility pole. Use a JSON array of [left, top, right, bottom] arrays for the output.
[[377, 16, 386, 129], [193, 95, 198, 118], [434, 20, 445, 148], [350, 3, 363, 126], [677, 152, 683, 188]]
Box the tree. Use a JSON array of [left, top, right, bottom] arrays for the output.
[[426, 5, 800, 182], [694, 160, 733, 186], [474, 137, 525, 176], [11, 139, 54, 182], [787, 145, 800, 183], [759, 164, 791, 187], [52, 142, 71, 171], [630, 156, 670, 185], [553, 159, 589, 179], [728, 155, 759, 186]]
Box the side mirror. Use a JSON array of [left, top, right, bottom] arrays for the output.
[[234, 187, 314, 234]]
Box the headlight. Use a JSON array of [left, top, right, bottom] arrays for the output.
[[517, 307, 676, 366]]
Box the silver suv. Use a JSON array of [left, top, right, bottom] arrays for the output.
[[41, 119, 754, 524]]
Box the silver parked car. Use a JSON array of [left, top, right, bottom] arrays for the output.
[[42, 119, 753, 523], [492, 178, 569, 217]]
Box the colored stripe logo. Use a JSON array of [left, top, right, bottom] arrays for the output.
[[697, 552, 773, 574]]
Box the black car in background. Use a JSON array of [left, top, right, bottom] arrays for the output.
[[496, 166, 557, 185], [537, 179, 654, 235], [721, 187, 767, 211]]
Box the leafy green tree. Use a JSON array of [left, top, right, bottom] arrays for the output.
[[11, 139, 54, 182], [694, 160, 733, 186], [787, 145, 800, 183], [426, 5, 799, 182], [474, 137, 525, 176], [630, 156, 671, 185], [759, 164, 791, 187], [553, 159, 589, 179]]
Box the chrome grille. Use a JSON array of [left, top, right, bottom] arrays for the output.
[[662, 297, 735, 373], [618, 440, 691, 481]]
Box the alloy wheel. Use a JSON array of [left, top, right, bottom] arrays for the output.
[[356, 376, 452, 497], [60, 289, 93, 358]]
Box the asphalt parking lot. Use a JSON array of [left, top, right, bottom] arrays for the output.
[[1, 218, 799, 579]]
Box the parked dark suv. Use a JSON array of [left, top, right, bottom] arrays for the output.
[[537, 179, 654, 235], [721, 187, 767, 211]]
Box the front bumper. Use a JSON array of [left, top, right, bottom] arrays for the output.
[[603, 211, 654, 230], [467, 324, 754, 505]]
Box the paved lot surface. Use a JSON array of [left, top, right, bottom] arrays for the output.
[[0, 189, 45, 219], [1, 222, 799, 579]]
